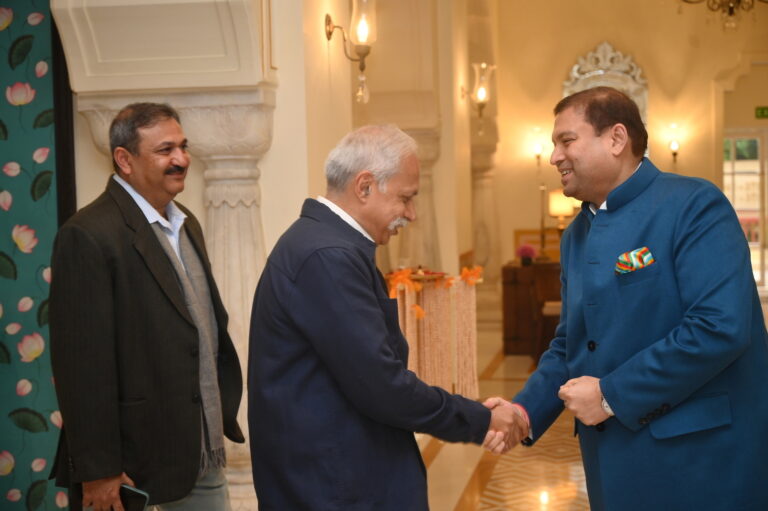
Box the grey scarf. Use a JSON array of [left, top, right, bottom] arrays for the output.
[[151, 223, 226, 473]]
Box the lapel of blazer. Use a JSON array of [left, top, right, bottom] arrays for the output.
[[106, 178, 195, 326]]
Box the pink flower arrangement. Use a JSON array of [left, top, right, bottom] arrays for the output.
[[0, 190, 11, 211], [0, 451, 14, 476], [12, 225, 38, 253], [32, 147, 50, 164], [6, 489, 21, 502], [16, 379, 32, 396], [516, 244, 537, 259], [3, 162, 20, 177], [0, 8, 12, 31], [18, 332, 44, 362], [6, 82, 36, 106]]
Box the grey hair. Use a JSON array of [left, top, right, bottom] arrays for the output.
[[325, 124, 418, 193]]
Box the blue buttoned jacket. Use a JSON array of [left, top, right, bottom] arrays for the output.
[[247, 199, 490, 510], [515, 159, 768, 510]]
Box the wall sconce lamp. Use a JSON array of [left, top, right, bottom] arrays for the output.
[[325, 0, 377, 103], [549, 189, 577, 232], [666, 122, 681, 164], [470, 62, 496, 119], [669, 139, 680, 163], [462, 62, 496, 135]]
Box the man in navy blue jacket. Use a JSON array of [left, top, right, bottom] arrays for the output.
[[501, 87, 768, 510], [248, 124, 526, 510]]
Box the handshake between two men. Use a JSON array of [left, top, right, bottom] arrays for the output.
[[480, 397, 530, 455], [480, 375, 603, 455]]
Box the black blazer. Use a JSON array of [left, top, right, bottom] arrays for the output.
[[248, 199, 490, 510], [49, 178, 244, 507]]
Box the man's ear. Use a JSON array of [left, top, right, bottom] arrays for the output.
[[608, 123, 629, 156], [113, 147, 133, 176], [353, 170, 375, 201]]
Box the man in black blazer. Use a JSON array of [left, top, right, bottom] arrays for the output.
[[248, 124, 526, 510], [49, 103, 244, 511]]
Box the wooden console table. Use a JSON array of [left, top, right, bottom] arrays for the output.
[[502, 261, 561, 356]]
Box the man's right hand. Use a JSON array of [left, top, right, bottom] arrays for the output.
[[482, 397, 529, 455], [82, 472, 134, 511]]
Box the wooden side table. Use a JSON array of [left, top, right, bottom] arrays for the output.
[[502, 261, 561, 357]]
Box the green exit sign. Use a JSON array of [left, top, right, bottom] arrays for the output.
[[757, 106, 768, 119]]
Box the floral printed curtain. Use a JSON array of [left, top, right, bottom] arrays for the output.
[[0, 2, 68, 509]]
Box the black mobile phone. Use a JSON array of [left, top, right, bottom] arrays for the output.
[[119, 484, 149, 511]]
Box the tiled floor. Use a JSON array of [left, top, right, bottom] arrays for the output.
[[424, 323, 589, 511]]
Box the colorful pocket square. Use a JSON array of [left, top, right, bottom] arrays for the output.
[[615, 246, 655, 274]]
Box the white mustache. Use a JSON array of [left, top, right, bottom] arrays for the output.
[[388, 217, 409, 231]]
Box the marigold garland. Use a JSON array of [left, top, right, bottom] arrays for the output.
[[460, 265, 483, 286]]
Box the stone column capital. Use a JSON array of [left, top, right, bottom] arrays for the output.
[[77, 88, 275, 161]]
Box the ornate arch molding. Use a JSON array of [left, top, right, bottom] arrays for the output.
[[563, 42, 648, 123]]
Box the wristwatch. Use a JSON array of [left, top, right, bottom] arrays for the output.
[[601, 395, 615, 417]]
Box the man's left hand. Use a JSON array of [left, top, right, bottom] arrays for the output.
[[558, 376, 609, 426]]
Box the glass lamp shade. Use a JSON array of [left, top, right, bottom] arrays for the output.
[[549, 189, 576, 218], [350, 0, 377, 45], [471, 62, 496, 105]]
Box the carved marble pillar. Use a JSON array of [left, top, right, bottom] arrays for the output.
[[470, 122, 502, 322], [468, 0, 501, 322], [78, 89, 274, 510], [180, 92, 274, 511], [354, 0, 443, 272], [398, 129, 442, 270]]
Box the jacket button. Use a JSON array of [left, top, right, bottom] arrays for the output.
[[192, 393, 201, 403], [587, 340, 596, 351], [639, 417, 649, 425], [595, 423, 605, 432]]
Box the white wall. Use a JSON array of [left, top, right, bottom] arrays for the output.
[[240, 0, 354, 251]]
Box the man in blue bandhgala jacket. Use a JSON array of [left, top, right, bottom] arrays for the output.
[[247, 124, 526, 510], [494, 86, 768, 510]]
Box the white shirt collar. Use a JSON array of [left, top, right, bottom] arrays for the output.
[[112, 174, 186, 233], [316, 196, 375, 243]]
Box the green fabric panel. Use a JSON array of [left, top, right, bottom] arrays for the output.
[[0, 1, 67, 509]]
